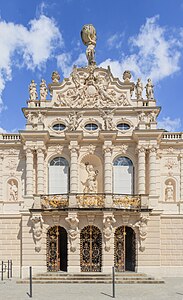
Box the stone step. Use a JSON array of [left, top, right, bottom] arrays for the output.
[[18, 279, 164, 284]]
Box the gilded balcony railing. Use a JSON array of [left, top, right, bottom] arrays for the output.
[[40, 193, 142, 209], [76, 194, 105, 208], [113, 194, 141, 209], [41, 194, 69, 209]]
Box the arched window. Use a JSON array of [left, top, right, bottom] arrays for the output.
[[113, 157, 134, 194], [49, 157, 69, 194]]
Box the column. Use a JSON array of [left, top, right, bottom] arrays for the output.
[[180, 154, 183, 200], [149, 146, 157, 195], [137, 146, 146, 194], [37, 148, 45, 194], [69, 142, 79, 193], [103, 144, 112, 193], [26, 148, 34, 196], [0, 154, 3, 200]]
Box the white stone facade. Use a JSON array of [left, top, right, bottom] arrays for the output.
[[0, 57, 183, 279]]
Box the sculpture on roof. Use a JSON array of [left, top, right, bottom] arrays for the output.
[[29, 80, 38, 101], [135, 78, 143, 99], [40, 79, 48, 101], [145, 78, 154, 99], [81, 24, 97, 65]]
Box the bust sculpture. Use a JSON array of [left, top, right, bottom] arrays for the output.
[[81, 24, 97, 65]]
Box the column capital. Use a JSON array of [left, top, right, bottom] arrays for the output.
[[149, 145, 158, 153], [136, 145, 146, 153], [103, 145, 113, 154], [36, 147, 46, 155], [69, 144, 79, 154]]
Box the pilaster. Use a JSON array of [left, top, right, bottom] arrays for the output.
[[149, 146, 157, 195], [137, 145, 146, 194], [37, 147, 45, 194], [25, 147, 34, 196]]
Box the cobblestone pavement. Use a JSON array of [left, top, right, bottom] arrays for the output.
[[0, 278, 183, 300]]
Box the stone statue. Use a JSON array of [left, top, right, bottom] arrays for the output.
[[133, 215, 149, 251], [139, 111, 146, 122], [29, 80, 38, 101], [145, 78, 154, 99], [149, 111, 156, 122], [84, 162, 98, 193], [71, 65, 81, 88], [100, 109, 115, 130], [40, 79, 48, 101], [65, 215, 79, 252], [37, 111, 44, 123], [103, 216, 116, 252], [9, 180, 18, 201], [81, 24, 97, 65], [51, 71, 60, 83], [31, 215, 43, 252], [165, 181, 174, 201], [27, 112, 33, 124], [135, 78, 143, 99]]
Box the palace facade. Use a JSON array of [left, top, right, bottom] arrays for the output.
[[0, 25, 183, 278]]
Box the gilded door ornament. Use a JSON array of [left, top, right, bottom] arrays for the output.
[[80, 225, 102, 272], [47, 226, 59, 271]]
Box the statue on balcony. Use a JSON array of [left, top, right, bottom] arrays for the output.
[[29, 80, 38, 101], [145, 78, 154, 99], [84, 162, 99, 193], [135, 78, 143, 99], [40, 79, 48, 101], [165, 181, 174, 201]]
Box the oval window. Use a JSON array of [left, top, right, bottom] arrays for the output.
[[52, 123, 66, 131], [117, 123, 130, 131], [85, 123, 98, 131]]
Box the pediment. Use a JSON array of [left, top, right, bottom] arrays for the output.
[[49, 66, 134, 109]]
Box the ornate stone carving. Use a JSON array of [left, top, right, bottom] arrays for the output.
[[103, 144, 113, 154], [40, 79, 48, 101], [83, 162, 99, 193], [113, 195, 141, 209], [165, 181, 174, 201], [6, 159, 17, 170], [77, 195, 104, 208], [103, 215, 116, 252], [136, 145, 146, 153], [65, 215, 79, 252], [86, 144, 96, 155], [119, 144, 128, 154], [37, 111, 44, 123], [41, 195, 69, 209], [31, 215, 43, 252], [149, 111, 157, 122], [29, 80, 38, 101], [55, 67, 129, 108], [81, 24, 97, 65], [165, 158, 177, 170], [8, 180, 18, 201], [139, 111, 146, 122], [145, 78, 154, 99], [26, 112, 33, 124], [66, 111, 83, 131], [51, 71, 60, 83], [133, 215, 149, 252], [100, 109, 115, 130], [123, 70, 131, 83], [135, 78, 143, 99], [55, 144, 63, 154]]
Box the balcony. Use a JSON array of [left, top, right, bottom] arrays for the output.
[[36, 193, 148, 211]]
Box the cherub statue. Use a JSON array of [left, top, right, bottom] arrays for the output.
[[66, 111, 83, 131], [100, 109, 115, 130]]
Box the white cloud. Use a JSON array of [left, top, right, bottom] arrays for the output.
[[57, 52, 87, 77], [100, 16, 183, 83], [158, 117, 181, 132], [107, 32, 124, 49], [0, 127, 7, 133], [0, 15, 63, 111]]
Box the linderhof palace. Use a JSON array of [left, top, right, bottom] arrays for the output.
[[0, 24, 183, 279]]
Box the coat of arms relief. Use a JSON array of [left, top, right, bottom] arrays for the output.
[[54, 66, 131, 109]]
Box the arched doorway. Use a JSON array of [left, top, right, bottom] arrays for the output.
[[80, 225, 102, 272], [113, 157, 134, 194], [47, 226, 67, 272], [114, 226, 136, 272]]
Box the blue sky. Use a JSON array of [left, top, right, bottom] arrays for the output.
[[0, 0, 183, 132]]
